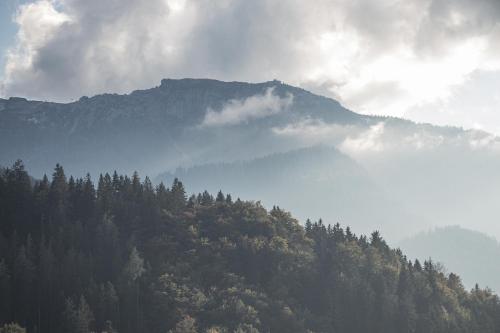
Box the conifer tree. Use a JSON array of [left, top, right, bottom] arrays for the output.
[[216, 190, 225, 203]]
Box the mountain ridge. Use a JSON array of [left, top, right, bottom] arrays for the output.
[[0, 78, 364, 177], [156, 145, 425, 240], [3, 78, 500, 242]]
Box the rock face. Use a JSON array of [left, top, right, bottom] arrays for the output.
[[0, 78, 363, 177]]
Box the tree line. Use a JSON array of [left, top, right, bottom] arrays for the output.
[[0, 160, 499, 332]]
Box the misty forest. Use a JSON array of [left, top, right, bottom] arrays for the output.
[[4, 0, 500, 331], [1, 160, 500, 333], [2, 77, 500, 332]]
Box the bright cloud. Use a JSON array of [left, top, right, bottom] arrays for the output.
[[272, 118, 355, 145], [202, 87, 293, 127], [273, 118, 500, 158], [339, 122, 386, 154]]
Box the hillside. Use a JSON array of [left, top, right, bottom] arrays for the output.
[[157, 146, 423, 240], [1, 161, 500, 333], [3, 78, 500, 241], [400, 226, 500, 292]]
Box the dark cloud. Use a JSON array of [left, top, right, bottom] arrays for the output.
[[415, 0, 500, 56]]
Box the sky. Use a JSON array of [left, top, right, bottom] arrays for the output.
[[1, 0, 500, 134], [0, 0, 24, 76]]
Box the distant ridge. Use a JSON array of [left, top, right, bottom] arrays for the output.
[[3, 78, 500, 244]]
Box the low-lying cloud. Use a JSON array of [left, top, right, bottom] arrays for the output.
[[271, 118, 355, 145], [273, 118, 500, 158], [201, 87, 293, 127]]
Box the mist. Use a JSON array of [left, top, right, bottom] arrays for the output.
[[2, 0, 500, 330]]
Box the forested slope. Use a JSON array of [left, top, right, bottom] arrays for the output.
[[400, 226, 500, 292], [0, 161, 499, 333]]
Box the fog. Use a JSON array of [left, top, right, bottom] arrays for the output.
[[2, 79, 500, 291]]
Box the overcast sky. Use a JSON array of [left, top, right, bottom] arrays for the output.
[[1, 0, 500, 133]]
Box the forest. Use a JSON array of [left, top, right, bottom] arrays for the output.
[[1, 160, 500, 333]]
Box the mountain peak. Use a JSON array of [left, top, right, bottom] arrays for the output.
[[0, 78, 359, 176], [158, 77, 286, 91]]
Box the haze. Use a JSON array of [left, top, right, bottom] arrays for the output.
[[2, 0, 500, 295]]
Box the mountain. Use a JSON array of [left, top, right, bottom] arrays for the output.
[[3, 78, 500, 241], [1, 163, 500, 333], [157, 145, 423, 240], [0, 79, 363, 177], [399, 226, 500, 292]]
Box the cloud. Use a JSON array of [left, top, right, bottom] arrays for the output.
[[339, 122, 386, 154], [273, 117, 500, 158], [2, 0, 191, 100], [406, 69, 500, 135], [201, 87, 293, 127], [2, 0, 500, 133], [1, 0, 71, 94], [272, 118, 355, 145]]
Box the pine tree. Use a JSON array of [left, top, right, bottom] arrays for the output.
[[3, 160, 33, 235], [49, 164, 67, 222], [170, 178, 187, 212], [305, 219, 312, 234], [156, 182, 170, 210], [132, 172, 142, 197], [81, 173, 95, 221], [216, 190, 225, 203], [396, 266, 417, 332], [200, 191, 213, 206]]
